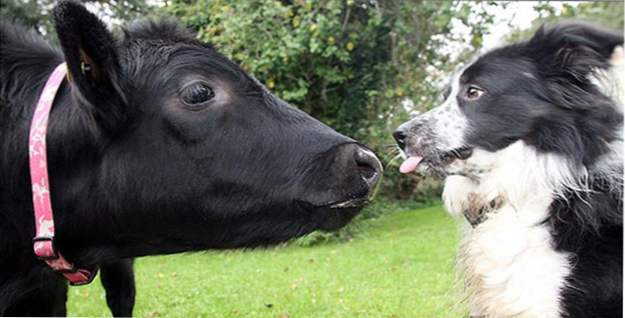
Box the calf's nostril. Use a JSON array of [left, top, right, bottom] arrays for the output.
[[393, 130, 406, 150], [354, 148, 383, 188], [358, 163, 376, 180]]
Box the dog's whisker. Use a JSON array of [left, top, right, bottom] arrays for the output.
[[385, 153, 403, 168]]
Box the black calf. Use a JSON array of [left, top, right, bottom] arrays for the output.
[[100, 260, 135, 317], [0, 1, 381, 315]]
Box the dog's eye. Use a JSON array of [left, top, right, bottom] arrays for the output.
[[465, 86, 484, 101], [180, 81, 215, 109]]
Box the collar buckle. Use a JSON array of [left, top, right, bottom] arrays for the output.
[[32, 236, 59, 260]]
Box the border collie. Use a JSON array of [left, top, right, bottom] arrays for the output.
[[393, 22, 623, 317]]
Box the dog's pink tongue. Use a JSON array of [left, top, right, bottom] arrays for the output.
[[399, 156, 423, 174]]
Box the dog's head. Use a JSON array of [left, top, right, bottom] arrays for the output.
[[394, 22, 623, 180]]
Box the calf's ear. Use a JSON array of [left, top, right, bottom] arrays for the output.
[[53, 0, 127, 133]]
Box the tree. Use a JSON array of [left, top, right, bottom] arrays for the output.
[[1, 0, 53, 36], [0, 0, 151, 39], [506, 2, 624, 44]]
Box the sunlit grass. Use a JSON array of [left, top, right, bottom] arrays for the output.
[[68, 205, 465, 317]]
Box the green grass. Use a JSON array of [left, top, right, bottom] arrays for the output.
[[68, 205, 465, 317]]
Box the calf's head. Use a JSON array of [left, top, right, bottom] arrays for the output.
[[48, 1, 381, 260]]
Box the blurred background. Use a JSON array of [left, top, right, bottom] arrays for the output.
[[2, 1, 623, 316], [3, 1, 621, 205]]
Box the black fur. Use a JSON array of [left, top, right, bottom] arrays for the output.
[[100, 259, 136, 317], [0, 1, 381, 315], [460, 22, 623, 168], [396, 22, 623, 317], [550, 172, 622, 317], [461, 22, 623, 317]]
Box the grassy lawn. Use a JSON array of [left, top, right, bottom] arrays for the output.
[[68, 205, 464, 317]]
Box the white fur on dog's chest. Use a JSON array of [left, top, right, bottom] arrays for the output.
[[441, 141, 576, 317], [459, 203, 571, 318]]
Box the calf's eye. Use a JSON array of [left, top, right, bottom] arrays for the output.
[[180, 81, 215, 108], [464, 85, 484, 101]]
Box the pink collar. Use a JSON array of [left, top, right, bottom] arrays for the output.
[[29, 63, 97, 285]]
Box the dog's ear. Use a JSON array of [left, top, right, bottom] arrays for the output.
[[528, 22, 623, 79], [527, 22, 623, 110], [53, 0, 127, 133]]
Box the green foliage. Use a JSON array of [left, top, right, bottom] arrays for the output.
[[0, 0, 150, 39], [84, 0, 150, 24], [0, 0, 54, 36], [506, 2, 624, 43], [169, 0, 385, 132], [556, 2, 624, 30]]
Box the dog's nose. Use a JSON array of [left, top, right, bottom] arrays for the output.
[[393, 130, 407, 150], [354, 147, 383, 190]]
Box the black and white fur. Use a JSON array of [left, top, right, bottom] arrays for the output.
[[394, 22, 623, 317]]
